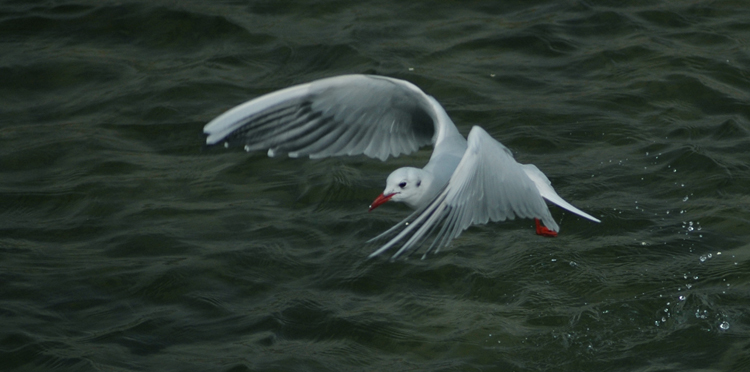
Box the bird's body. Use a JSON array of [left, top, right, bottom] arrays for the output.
[[204, 74, 599, 259]]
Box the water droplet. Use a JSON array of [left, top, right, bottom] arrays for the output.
[[683, 196, 689, 202], [679, 295, 686, 301], [719, 321, 730, 330], [551, 259, 557, 262], [569, 261, 577, 267], [700, 255, 707, 262]]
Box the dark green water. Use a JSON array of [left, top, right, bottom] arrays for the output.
[[2, 1, 750, 371]]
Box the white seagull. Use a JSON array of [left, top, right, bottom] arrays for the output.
[[204, 74, 600, 259]]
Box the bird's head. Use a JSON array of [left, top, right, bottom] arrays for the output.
[[369, 167, 431, 211]]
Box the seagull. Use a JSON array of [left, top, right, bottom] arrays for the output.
[[203, 74, 600, 259]]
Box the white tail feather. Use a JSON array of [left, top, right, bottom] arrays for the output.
[[522, 164, 600, 223]]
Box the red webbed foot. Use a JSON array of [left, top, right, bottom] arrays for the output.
[[535, 218, 558, 237]]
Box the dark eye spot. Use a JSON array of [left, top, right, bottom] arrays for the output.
[[417, 180, 421, 187], [398, 182, 406, 188]]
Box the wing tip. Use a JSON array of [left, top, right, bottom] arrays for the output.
[[205, 133, 222, 146]]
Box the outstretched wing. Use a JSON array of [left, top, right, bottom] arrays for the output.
[[368, 126, 564, 259], [204, 74, 442, 161]]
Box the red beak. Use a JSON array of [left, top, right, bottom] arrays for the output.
[[369, 192, 395, 212]]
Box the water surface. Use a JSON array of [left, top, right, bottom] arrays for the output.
[[2, 1, 750, 371]]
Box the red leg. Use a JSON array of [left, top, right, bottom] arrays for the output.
[[535, 218, 558, 237]]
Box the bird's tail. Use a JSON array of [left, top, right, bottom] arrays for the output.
[[521, 164, 600, 223]]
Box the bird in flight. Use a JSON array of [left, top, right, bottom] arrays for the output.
[[204, 74, 600, 259]]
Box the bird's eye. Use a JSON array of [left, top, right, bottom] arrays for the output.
[[417, 180, 421, 187], [398, 182, 407, 188]]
